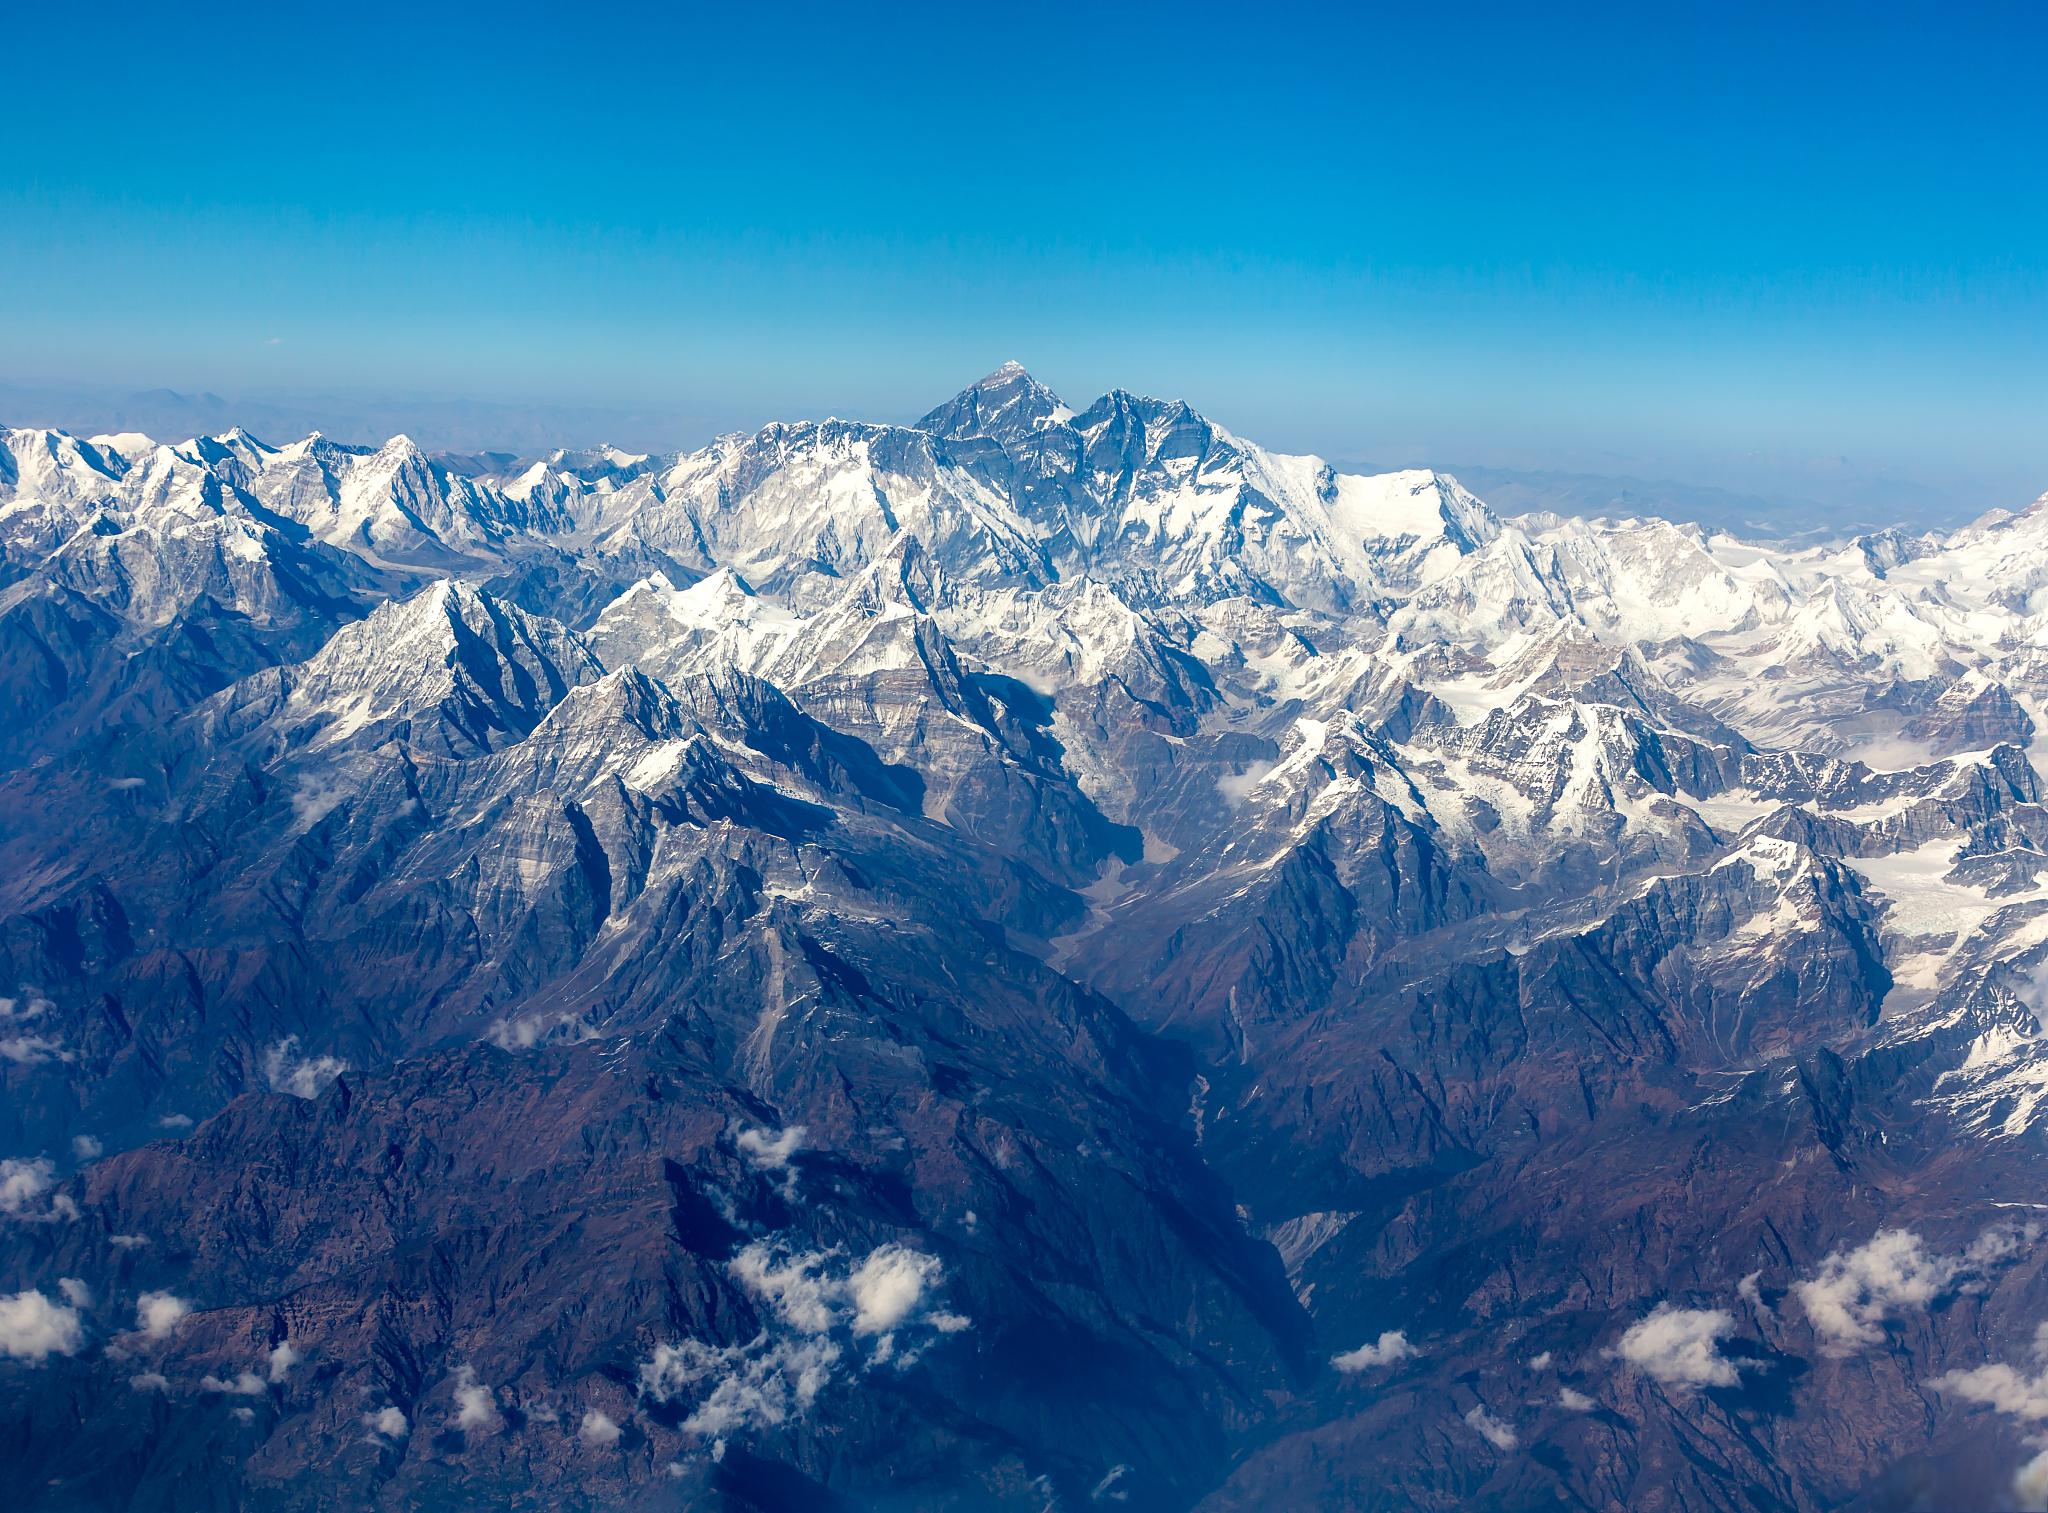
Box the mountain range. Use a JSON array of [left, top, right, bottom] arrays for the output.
[[1, 363, 2045, 1511]]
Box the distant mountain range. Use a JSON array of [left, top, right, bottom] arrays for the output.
[[1, 376, 2011, 539], [1, 364, 2045, 1511]]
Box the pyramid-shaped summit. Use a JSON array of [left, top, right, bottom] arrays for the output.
[[916, 360, 1070, 440]]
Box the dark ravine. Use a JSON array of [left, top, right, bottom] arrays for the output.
[[1, 369, 2046, 1511]]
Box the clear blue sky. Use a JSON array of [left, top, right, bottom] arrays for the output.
[[3, 0, 2044, 516]]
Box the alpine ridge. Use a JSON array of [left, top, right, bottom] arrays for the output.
[[1, 367, 2046, 1512]]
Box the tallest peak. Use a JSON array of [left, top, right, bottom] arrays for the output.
[[917, 361, 1069, 440]]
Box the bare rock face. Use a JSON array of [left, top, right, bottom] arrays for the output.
[[2, 376, 2047, 1512]]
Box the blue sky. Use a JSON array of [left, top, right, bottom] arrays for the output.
[[3, 1, 2044, 521]]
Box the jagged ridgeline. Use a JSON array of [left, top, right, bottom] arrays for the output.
[[1, 366, 2045, 1512]]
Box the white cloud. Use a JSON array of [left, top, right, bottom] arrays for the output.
[[1932, 1339, 2048, 1513], [1737, 1270, 1773, 1320], [1796, 1230, 1951, 1352], [364, 1405, 408, 1439], [267, 1341, 299, 1382], [485, 1010, 596, 1051], [0, 1289, 83, 1361], [1932, 1359, 2048, 1421], [129, 1371, 169, 1392], [231, 1406, 255, 1424], [0, 1034, 69, 1065], [110, 1233, 148, 1250], [579, 1408, 622, 1446], [2018, 1448, 2048, 1513], [1527, 1351, 1553, 1371], [71, 1135, 102, 1161], [737, 1124, 805, 1172], [1091, 1463, 1132, 1503], [1797, 1226, 2034, 1353], [263, 1037, 348, 1100], [641, 1334, 841, 1437], [0, 1156, 54, 1215], [1611, 1305, 1740, 1389], [136, 1291, 190, 1340], [201, 1370, 266, 1396], [1332, 1330, 1414, 1372], [640, 1238, 966, 1440], [730, 1246, 839, 1335], [847, 1246, 943, 1338], [730, 1240, 964, 1351], [0, 995, 67, 1064], [0, 992, 62, 1062], [57, 1277, 91, 1309], [0, 991, 51, 1020], [1464, 1404, 1518, 1450], [1558, 1386, 1596, 1412], [452, 1365, 502, 1433], [157, 1114, 194, 1131]]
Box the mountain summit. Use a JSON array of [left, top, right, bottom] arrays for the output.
[[916, 359, 1072, 440]]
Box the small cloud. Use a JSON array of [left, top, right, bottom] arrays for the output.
[[1558, 1386, 1596, 1412], [579, 1408, 622, 1447], [1610, 1304, 1740, 1390], [640, 1239, 966, 1438], [847, 1245, 942, 1338], [1464, 1404, 1518, 1451], [1091, 1463, 1132, 1503], [1932, 1358, 2048, 1422], [0, 1156, 55, 1215], [0, 1156, 75, 1222], [485, 1010, 596, 1051], [0, 993, 65, 1063], [71, 1135, 103, 1162], [1796, 1226, 2033, 1354], [110, 1233, 149, 1250], [129, 1371, 169, 1392], [157, 1114, 194, 1131], [263, 1037, 347, 1100], [265, 337, 284, 347], [2018, 1447, 2048, 1513], [231, 1406, 255, 1424], [737, 1124, 805, 1172], [1931, 1338, 2048, 1513], [730, 1239, 962, 1352], [1527, 1350, 1553, 1371], [201, 1370, 266, 1397], [57, 1277, 92, 1309], [642, 1335, 840, 1437], [1736, 1270, 1773, 1320], [267, 1341, 300, 1383], [1333, 1329, 1414, 1373], [452, 1365, 502, 1433], [0, 991, 51, 1021], [136, 1290, 190, 1341], [364, 1405, 408, 1439], [0, 1288, 84, 1361], [0, 1034, 69, 1065]]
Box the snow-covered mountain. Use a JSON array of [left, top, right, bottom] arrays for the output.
[[1, 367, 2045, 1513]]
